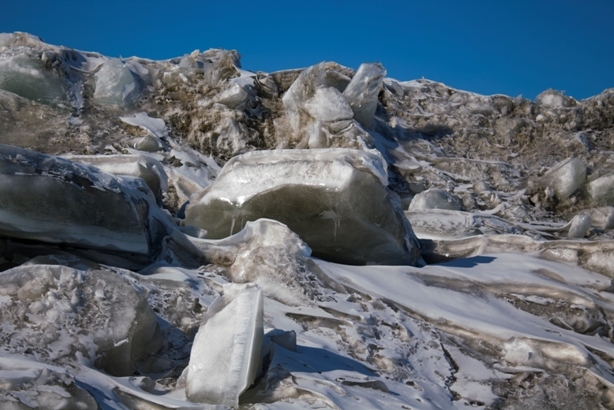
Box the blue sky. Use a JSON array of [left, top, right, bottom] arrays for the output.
[[1, 0, 612, 100]]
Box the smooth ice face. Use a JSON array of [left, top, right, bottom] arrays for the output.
[[0, 53, 68, 105], [408, 188, 461, 211], [0, 265, 158, 376], [185, 149, 422, 265], [0, 144, 152, 254], [567, 213, 592, 238], [342, 63, 386, 129], [93, 59, 141, 106], [184, 283, 264, 407], [537, 157, 586, 200]]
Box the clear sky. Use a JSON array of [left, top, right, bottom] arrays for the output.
[[1, 0, 612, 100]]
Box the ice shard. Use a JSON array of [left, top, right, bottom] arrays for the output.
[[537, 157, 586, 200], [184, 283, 264, 407], [342, 62, 386, 129], [93, 59, 141, 106], [185, 149, 422, 266]]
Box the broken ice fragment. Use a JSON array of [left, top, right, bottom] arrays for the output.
[[0, 144, 160, 255], [588, 173, 614, 206], [185, 149, 422, 266], [93, 59, 141, 106], [537, 157, 586, 200], [0, 52, 68, 105], [567, 214, 592, 239], [342, 62, 386, 129], [408, 188, 461, 211], [184, 283, 264, 407]]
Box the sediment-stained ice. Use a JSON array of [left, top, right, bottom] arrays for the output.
[[185, 149, 422, 265], [1, 33, 614, 409], [183, 283, 263, 407], [0, 265, 158, 376]]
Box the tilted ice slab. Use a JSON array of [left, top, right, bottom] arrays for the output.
[[183, 283, 263, 406], [185, 149, 422, 265], [63, 153, 168, 199], [0, 144, 165, 255], [536, 157, 586, 200], [0, 264, 158, 376]]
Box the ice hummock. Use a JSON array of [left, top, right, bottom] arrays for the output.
[[183, 283, 263, 407], [185, 149, 422, 266]]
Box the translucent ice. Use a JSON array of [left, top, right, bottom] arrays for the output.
[[185, 149, 422, 265], [0, 144, 160, 255], [170, 219, 313, 304], [342, 63, 386, 129], [0, 52, 68, 105], [93, 59, 141, 106], [567, 214, 592, 238], [184, 283, 263, 406], [0, 265, 158, 376], [408, 188, 461, 211], [537, 157, 586, 200], [65, 154, 168, 199], [588, 173, 614, 206]]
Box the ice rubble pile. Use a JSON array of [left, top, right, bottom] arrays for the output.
[[1, 32, 614, 409]]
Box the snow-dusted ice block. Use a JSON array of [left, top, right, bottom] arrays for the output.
[[0, 265, 158, 376], [93, 59, 141, 106], [408, 188, 461, 211], [0, 53, 68, 105], [185, 149, 422, 266], [342, 62, 386, 129], [185, 283, 264, 406], [538, 157, 586, 200], [0, 144, 152, 254]]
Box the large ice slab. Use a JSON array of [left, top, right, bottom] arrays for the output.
[[0, 265, 158, 376], [184, 283, 263, 406], [185, 149, 422, 265], [0, 144, 161, 255]]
